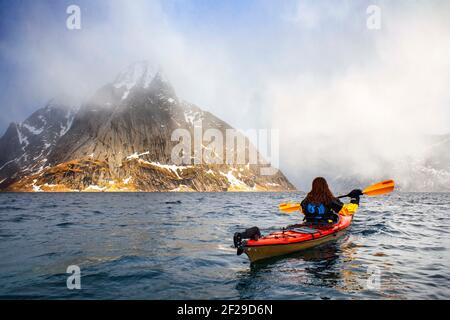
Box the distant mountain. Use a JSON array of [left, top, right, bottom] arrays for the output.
[[332, 134, 450, 192], [0, 61, 295, 192], [401, 134, 450, 191]]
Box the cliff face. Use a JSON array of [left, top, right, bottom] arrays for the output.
[[1, 61, 296, 192]]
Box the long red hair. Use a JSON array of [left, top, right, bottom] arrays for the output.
[[303, 177, 336, 204]]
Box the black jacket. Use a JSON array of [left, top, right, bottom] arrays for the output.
[[300, 198, 344, 223]]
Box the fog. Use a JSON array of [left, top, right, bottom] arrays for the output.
[[271, 1, 450, 190], [0, 0, 449, 190]]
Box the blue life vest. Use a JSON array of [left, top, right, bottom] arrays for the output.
[[306, 203, 326, 220]]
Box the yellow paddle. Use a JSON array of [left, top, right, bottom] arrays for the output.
[[361, 179, 395, 197], [279, 179, 395, 213], [278, 202, 302, 213]]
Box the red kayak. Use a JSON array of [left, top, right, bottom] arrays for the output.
[[240, 215, 353, 263]]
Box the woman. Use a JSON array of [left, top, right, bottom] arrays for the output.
[[301, 177, 362, 224]]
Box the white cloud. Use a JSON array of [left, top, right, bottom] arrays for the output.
[[284, 0, 352, 29], [270, 1, 450, 188]]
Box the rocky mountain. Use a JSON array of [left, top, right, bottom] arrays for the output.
[[0, 61, 296, 192], [0, 101, 76, 188]]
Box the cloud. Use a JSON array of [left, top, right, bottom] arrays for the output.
[[283, 0, 352, 30], [270, 1, 450, 189]]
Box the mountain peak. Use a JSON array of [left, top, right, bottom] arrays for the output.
[[45, 97, 77, 111], [113, 60, 161, 91]]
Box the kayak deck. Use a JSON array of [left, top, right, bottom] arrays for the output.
[[243, 215, 352, 263]]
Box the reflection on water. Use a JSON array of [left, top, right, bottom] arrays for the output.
[[236, 235, 406, 299], [235, 237, 356, 299], [0, 192, 449, 299]]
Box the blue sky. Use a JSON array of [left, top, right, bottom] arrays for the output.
[[1, 0, 449, 188]]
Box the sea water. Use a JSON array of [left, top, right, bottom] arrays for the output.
[[0, 192, 449, 299]]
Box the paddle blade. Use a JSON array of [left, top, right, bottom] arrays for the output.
[[279, 203, 301, 213], [363, 179, 395, 196]]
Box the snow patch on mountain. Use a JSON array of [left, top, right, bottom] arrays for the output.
[[123, 176, 132, 184], [220, 170, 248, 189], [22, 123, 44, 135], [59, 109, 76, 136], [16, 126, 29, 149], [85, 184, 106, 191], [184, 108, 203, 126], [126, 151, 150, 160], [139, 159, 193, 179]]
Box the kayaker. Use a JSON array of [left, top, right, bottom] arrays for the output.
[[234, 179, 394, 262], [300, 177, 362, 224]]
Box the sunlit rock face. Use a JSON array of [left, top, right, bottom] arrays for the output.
[[1, 61, 295, 192]]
